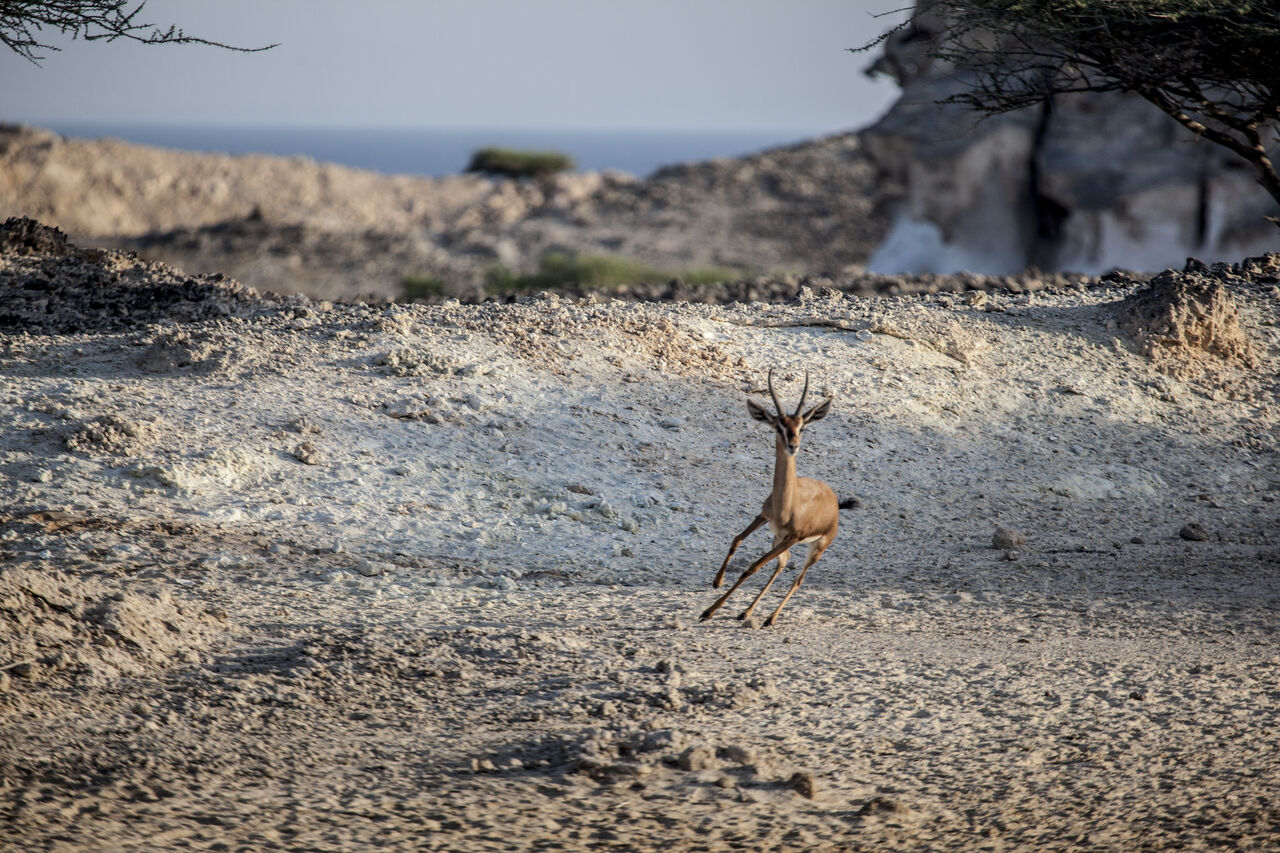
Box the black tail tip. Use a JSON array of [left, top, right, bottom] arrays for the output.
[[838, 496, 861, 510]]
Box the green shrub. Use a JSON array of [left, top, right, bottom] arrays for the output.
[[466, 147, 575, 179], [484, 253, 741, 295], [400, 274, 447, 302]]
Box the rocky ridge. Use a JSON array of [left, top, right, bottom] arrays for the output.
[[0, 124, 896, 301]]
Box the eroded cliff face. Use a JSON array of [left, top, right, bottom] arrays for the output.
[[861, 2, 1280, 275]]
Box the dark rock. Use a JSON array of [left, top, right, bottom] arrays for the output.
[[1179, 523, 1210, 542]]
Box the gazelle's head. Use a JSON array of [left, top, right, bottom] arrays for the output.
[[746, 369, 832, 456]]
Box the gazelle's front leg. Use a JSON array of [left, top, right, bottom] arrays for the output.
[[712, 514, 766, 587], [701, 535, 799, 621]]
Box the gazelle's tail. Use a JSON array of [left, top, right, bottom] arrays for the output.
[[838, 496, 860, 510]]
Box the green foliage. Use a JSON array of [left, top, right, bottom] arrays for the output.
[[400, 274, 447, 302], [466, 147, 575, 179], [484, 253, 741, 295]]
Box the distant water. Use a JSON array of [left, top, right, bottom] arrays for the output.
[[42, 123, 830, 179]]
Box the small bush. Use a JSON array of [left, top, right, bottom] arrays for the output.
[[466, 147, 575, 179], [484, 253, 741, 295], [400, 274, 447, 302]]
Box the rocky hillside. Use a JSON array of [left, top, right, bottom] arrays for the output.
[[0, 124, 897, 301]]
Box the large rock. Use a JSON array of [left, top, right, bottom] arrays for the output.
[[861, 1, 1280, 275]]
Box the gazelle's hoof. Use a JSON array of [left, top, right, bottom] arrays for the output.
[[698, 608, 714, 621]]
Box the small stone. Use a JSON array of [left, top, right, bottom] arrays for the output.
[[1179, 523, 1209, 541], [676, 745, 718, 771], [993, 526, 1027, 549], [9, 662, 36, 679], [355, 560, 388, 577], [641, 729, 686, 753], [718, 744, 758, 765], [0, 671, 10, 692], [860, 795, 909, 816], [292, 442, 324, 465], [788, 771, 817, 799]]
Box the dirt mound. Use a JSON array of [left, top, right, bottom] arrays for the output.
[[1116, 257, 1261, 376], [0, 215, 71, 256], [0, 217, 273, 335], [62, 414, 162, 456], [0, 566, 223, 695]]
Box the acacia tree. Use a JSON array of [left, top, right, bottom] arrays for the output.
[[0, 0, 274, 62], [864, 0, 1280, 212]]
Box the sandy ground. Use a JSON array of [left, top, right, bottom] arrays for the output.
[[2, 269, 1279, 850]]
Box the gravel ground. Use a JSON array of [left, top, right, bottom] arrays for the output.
[[1, 231, 1278, 851]]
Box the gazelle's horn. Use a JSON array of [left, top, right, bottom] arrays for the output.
[[794, 372, 810, 417], [767, 368, 783, 417]]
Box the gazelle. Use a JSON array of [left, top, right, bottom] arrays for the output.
[[700, 369, 848, 627]]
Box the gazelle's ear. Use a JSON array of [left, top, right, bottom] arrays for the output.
[[747, 398, 776, 424], [802, 397, 832, 424]]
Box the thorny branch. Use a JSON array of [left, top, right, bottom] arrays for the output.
[[0, 0, 275, 63]]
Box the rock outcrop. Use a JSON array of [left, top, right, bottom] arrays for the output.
[[861, 0, 1280, 275], [0, 217, 269, 334]]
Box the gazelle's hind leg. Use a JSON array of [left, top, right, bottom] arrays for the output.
[[713, 514, 766, 587], [737, 536, 790, 621], [764, 535, 832, 627]]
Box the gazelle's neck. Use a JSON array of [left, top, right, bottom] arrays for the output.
[[773, 433, 797, 518]]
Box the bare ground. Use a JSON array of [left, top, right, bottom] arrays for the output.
[[1, 254, 1278, 851]]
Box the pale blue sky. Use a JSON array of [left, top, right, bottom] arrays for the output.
[[0, 0, 906, 132]]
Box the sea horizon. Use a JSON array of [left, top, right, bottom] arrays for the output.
[[29, 121, 846, 180]]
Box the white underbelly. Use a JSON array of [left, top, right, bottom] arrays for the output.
[[767, 519, 820, 546]]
